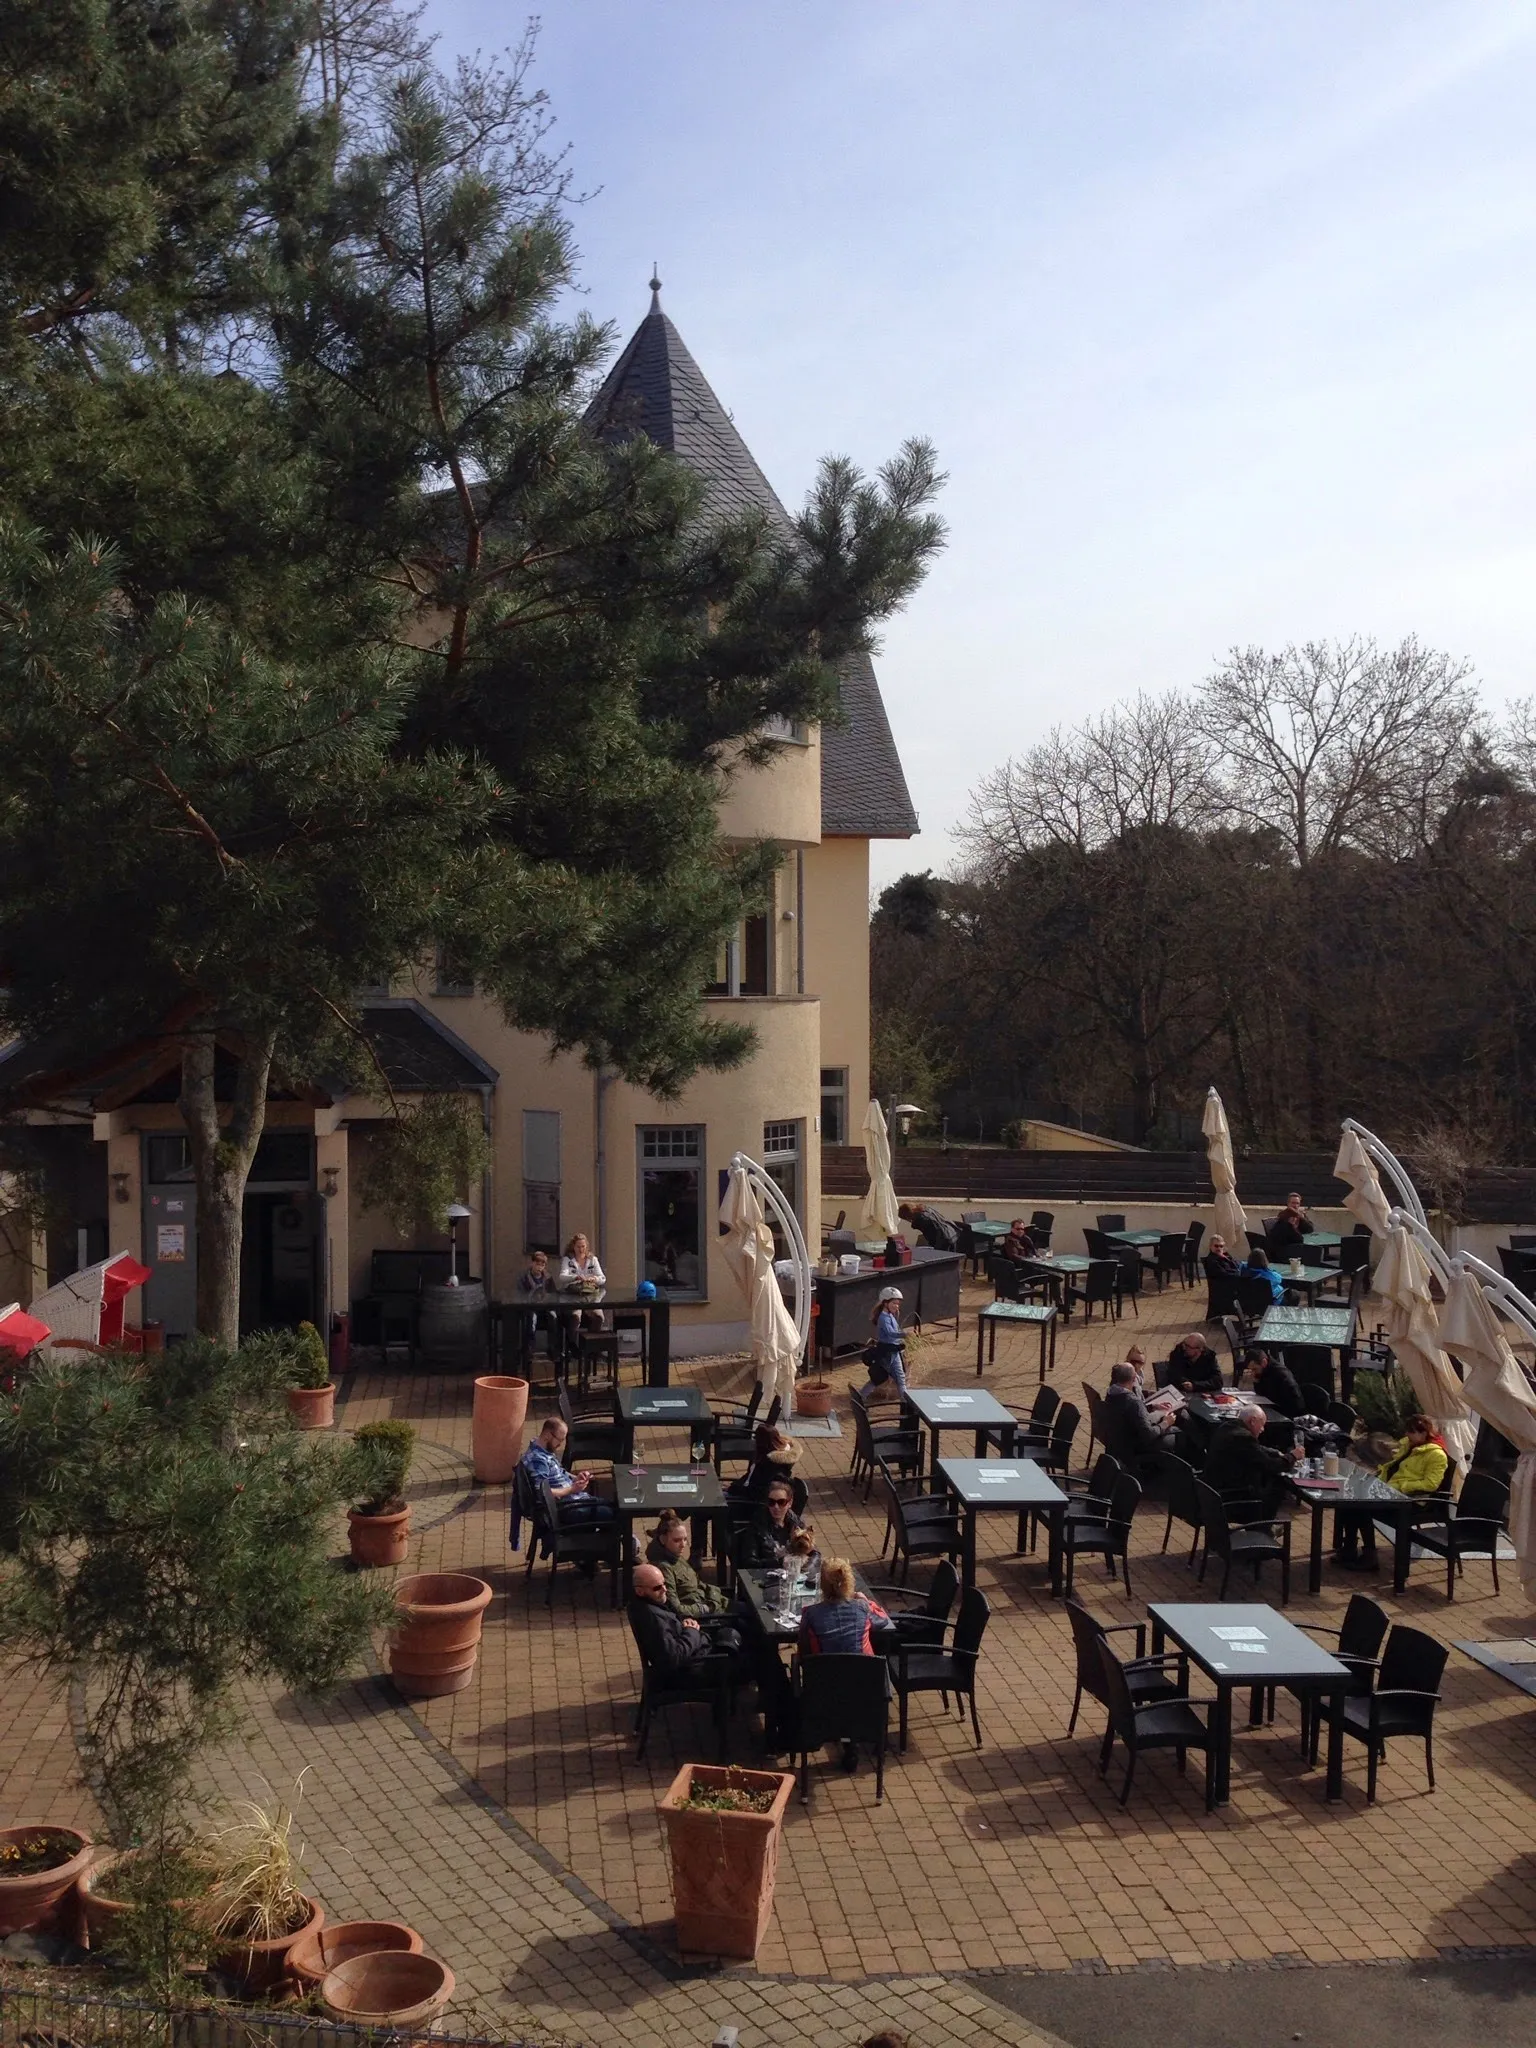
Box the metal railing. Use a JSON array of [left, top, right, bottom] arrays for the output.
[[0, 1982, 560, 2048]]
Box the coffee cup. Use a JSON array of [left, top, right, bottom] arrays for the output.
[[1323, 1451, 1340, 1478]]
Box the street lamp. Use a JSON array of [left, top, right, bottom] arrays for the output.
[[445, 1201, 471, 1286]]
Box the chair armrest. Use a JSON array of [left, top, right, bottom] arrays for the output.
[[863, 1583, 928, 1610], [1230, 1517, 1288, 1537], [1295, 1622, 1343, 1642], [1124, 1651, 1186, 1675], [1100, 1621, 1148, 1656], [1371, 1687, 1443, 1703]]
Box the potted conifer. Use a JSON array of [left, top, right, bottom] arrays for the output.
[[657, 1764, 794, 1960], [346, 1419, 415, 1567], [285, 1321, 335, 1429]]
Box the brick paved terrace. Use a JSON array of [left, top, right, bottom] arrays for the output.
[[6, 1269, 1536, 2044]]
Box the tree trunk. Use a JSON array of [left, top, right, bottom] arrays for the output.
[[178, 1025, 277, 1344]]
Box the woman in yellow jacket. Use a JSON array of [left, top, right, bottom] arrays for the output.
[[1339, 1415, 1449, 1570]]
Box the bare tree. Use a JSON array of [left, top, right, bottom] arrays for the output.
[[961, 690, 1218, 859], [301, 0, 431, 113]]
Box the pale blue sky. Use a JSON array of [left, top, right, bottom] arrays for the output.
[[430, 0, 1536, 890]]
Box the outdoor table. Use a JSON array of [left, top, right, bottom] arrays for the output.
[[1456, 1638, 1536, 1701], [1105, 1230, 1163, 1249], [1274, 1263, 1343, 1304], [1148, 1601, 1350, 1806], [501, 1289, 672, 1384], [904, 1386, 1018, 1474], [736, 1563, 883, 1647], [614, 1384, 712, 1462], [976, 1300, 1058, 1382], [1257, 1301, 1355, 1361], [1283, 1463, 1444, 1594], [1018, 1253, 1090, 1316], [611, 1464, 727, 1596], [939, 1455, 1069, 1593], [969, 1220, 1010, 1239]]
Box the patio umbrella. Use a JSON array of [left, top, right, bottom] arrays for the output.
[[1201, 1088, 1247, 1253], [859, 1098, 900, 1241], [1374, 1226, 1478, 1469], [1332, 1127, 1393, 1241], [718, 1161, 802, 1420], [1441, 1268, 1536, 1599]]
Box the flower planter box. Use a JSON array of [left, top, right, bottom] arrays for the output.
[[657, 1764, 794, 1960]]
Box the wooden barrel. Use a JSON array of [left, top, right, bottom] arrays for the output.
[[417, 1280, 488, 1371]]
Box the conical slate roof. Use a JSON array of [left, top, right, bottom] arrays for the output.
[[584, 286, 918, 838]]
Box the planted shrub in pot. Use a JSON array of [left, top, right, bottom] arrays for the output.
[[205, 1794, 324, 1994], [0, 1823, 93, 1935], [285, 1321, 335, 1429], [657, 1763, 794, 1960], [346, 1419, 415, 1567], [77, 1830, 218, 1987]]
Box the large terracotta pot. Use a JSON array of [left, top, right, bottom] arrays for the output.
[[657, 1764, 794, 1960], [321, 1950, 455, 2030], [793, 1382, 833, 1419], [0, 1824, 92, 1936], [286, 1383, 335, 1430], [348, 1504, 411, 1568], [471, 1374, 529, 1483], [78, 1848, 211, 1956], [388, 1572, 492, 1698], [286, 1918, 423, 1991], [213, 1894, 324, 1994]]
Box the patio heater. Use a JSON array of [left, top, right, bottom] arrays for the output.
[[893, 1102, 924, 1144], [445, 1202, 471, 1287]]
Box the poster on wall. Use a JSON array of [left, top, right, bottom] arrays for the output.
[[156, 1223, 187, 1263]]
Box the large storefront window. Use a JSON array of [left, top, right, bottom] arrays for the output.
[[639, 1126, 705, 1296], [820, 1068, 848, 1145], [762, 1119, 802, 1258]]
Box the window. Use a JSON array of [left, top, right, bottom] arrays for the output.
[[703, 904, 774, 998], [639, 1126, 704, 1296], [762, 1119, 802, 1257], [434, 944, 473, 996], [522, 1110, 560, 1253], [820, 1068, 849, 1145]]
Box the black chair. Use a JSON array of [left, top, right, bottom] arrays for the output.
[[709, 1379, 765, 1469], [1196, 1480, 1291, 1603], [959, 1211, 988, 1276], [1291, 1593, 1389, 1761], [1334, 1236, 1372, 1282], [988, 1254, 1050, 1305], [1096, 1638, 1215, 1809], [1067, 1260, 1121, 1323], [557, 1384, 624, 1468], [868, 1557, 959, 1648], [1245, 1230, 1269, 1256], [877, 1460, 965, 1582], [1204, 1269, 1241, 1324], [1159, 1454, 1207, 1566], [1152, 1233, 1187, 1291], [1080, 1381, 1105, 1464], [1340, 1624, 1448, 1802], [1326, 1400, 1357, 1435], [1219, 1316, 1246, 1378], [628, 1605, 739, 1760], [1061, 1472, 1142, 1598], [796, 1654, 890, 1803], [1015, 1400, 1080, 1479], [1029, 1210, 1055, 1250], [533, 1478, 624, 1606], [1063, 1452, 1120, 1527], [1410, 1471, 1510, 1599], [1235, 1276, 1278, 1328], [1181, 1221, 1205, 1286], [1096, 1214, 1126, 1234], [1297, 1381, 1333, 1418], [1083, 1228, 1115, 1260], [849, 1387, 922, 1498], [1112, 1244, 1143, 1317], [1015, 1382, 1062, 1445], [1063, 1595, 1185, 1736], [889, 1585, 990, 1751]]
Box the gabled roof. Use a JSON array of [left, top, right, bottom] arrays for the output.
[[584, 283, 918, 839]]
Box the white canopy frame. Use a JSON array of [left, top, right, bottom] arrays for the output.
[[729, 1149, 813, 1367]]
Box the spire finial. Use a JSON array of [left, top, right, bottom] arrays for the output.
[[648, 266, 662, 312]]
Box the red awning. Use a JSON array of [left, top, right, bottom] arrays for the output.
[[0, 1306, 50, 1358]]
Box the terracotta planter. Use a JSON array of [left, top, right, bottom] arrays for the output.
[[794, 1381, 833, 1419], [286, 1383, 335, 1430], [348, 1504, 411, 1568], [471, 1374, 529, 1483], [0, 1824, 92, 1936], [388, 1572, 492, 1698], [657, 1764, 794, 1960], [286, 1918, 423, 1991], [321, 1950, 455, 2030], [78, 1848, 210, 1956], [213, 1894, 324, 1994]]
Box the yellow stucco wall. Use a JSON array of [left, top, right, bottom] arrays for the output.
[[715, 730, 822, 846], [801, 836, 871, 1129]]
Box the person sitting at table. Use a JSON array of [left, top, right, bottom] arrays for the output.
[[514, 1247, 560, 1353], [1238, 1245, 1286, 1304], [628, 1562, 746, 1674], [996, 1219, 1037, 1262], [1336, 1414, 1449, 1570], [1101, 1360, 1179, 1473], [1242, 1346, 1305, 1418], [1269, 1193, 1314, 1255], [1203, 1235, 1239, 1278], [519, 1416, 615, 1524], [733, 1479, 804, 1567], [898, 1202, 959, 1252], [559, 1231, 607, 1330], [646, 1509, 733, 1620], [727, 1420, 802, 1503], [1201, 1406, 1299, 1515], [797, 1558, 890, 1656], [1160, 1331, 1224, 1394]]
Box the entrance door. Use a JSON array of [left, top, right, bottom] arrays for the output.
[[142, 1136, 198, 1340], [239, 1191, 319, 1331], [141, 1133, 319, 1341]]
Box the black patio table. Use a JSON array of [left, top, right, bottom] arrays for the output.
[[1271, 1262, 1345, 1304], [1017, 1254, 1091, 1317], [976, 1301, 1058, 1382], [501, 1289, 672, 1384], [611, 1464, 727, 1597], [736, 1563, 885, 1647], [1104, 1230, 1163, 1249], [938, 1455, 1070, 1594], [1148, 1601, 1350, 1806], [903, 1386, 1018, 1474], [1283, 1463, 1445, 1594], [613, 1384, 712, 1462]]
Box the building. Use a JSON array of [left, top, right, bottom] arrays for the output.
[[0, 286, 917, 1354]]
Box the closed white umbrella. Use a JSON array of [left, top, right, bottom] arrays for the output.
[[1201, 1088, 1247, 1253], [718, 1160, 802, 1420], [859, 1098, 900, 1241], [1441, 1269, 1536, 1599], [1332, 1127, 1393, 1242], [1373, 1225, 1478, 1469]]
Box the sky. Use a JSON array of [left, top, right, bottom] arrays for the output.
[[429, 0, 1536, 894]]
